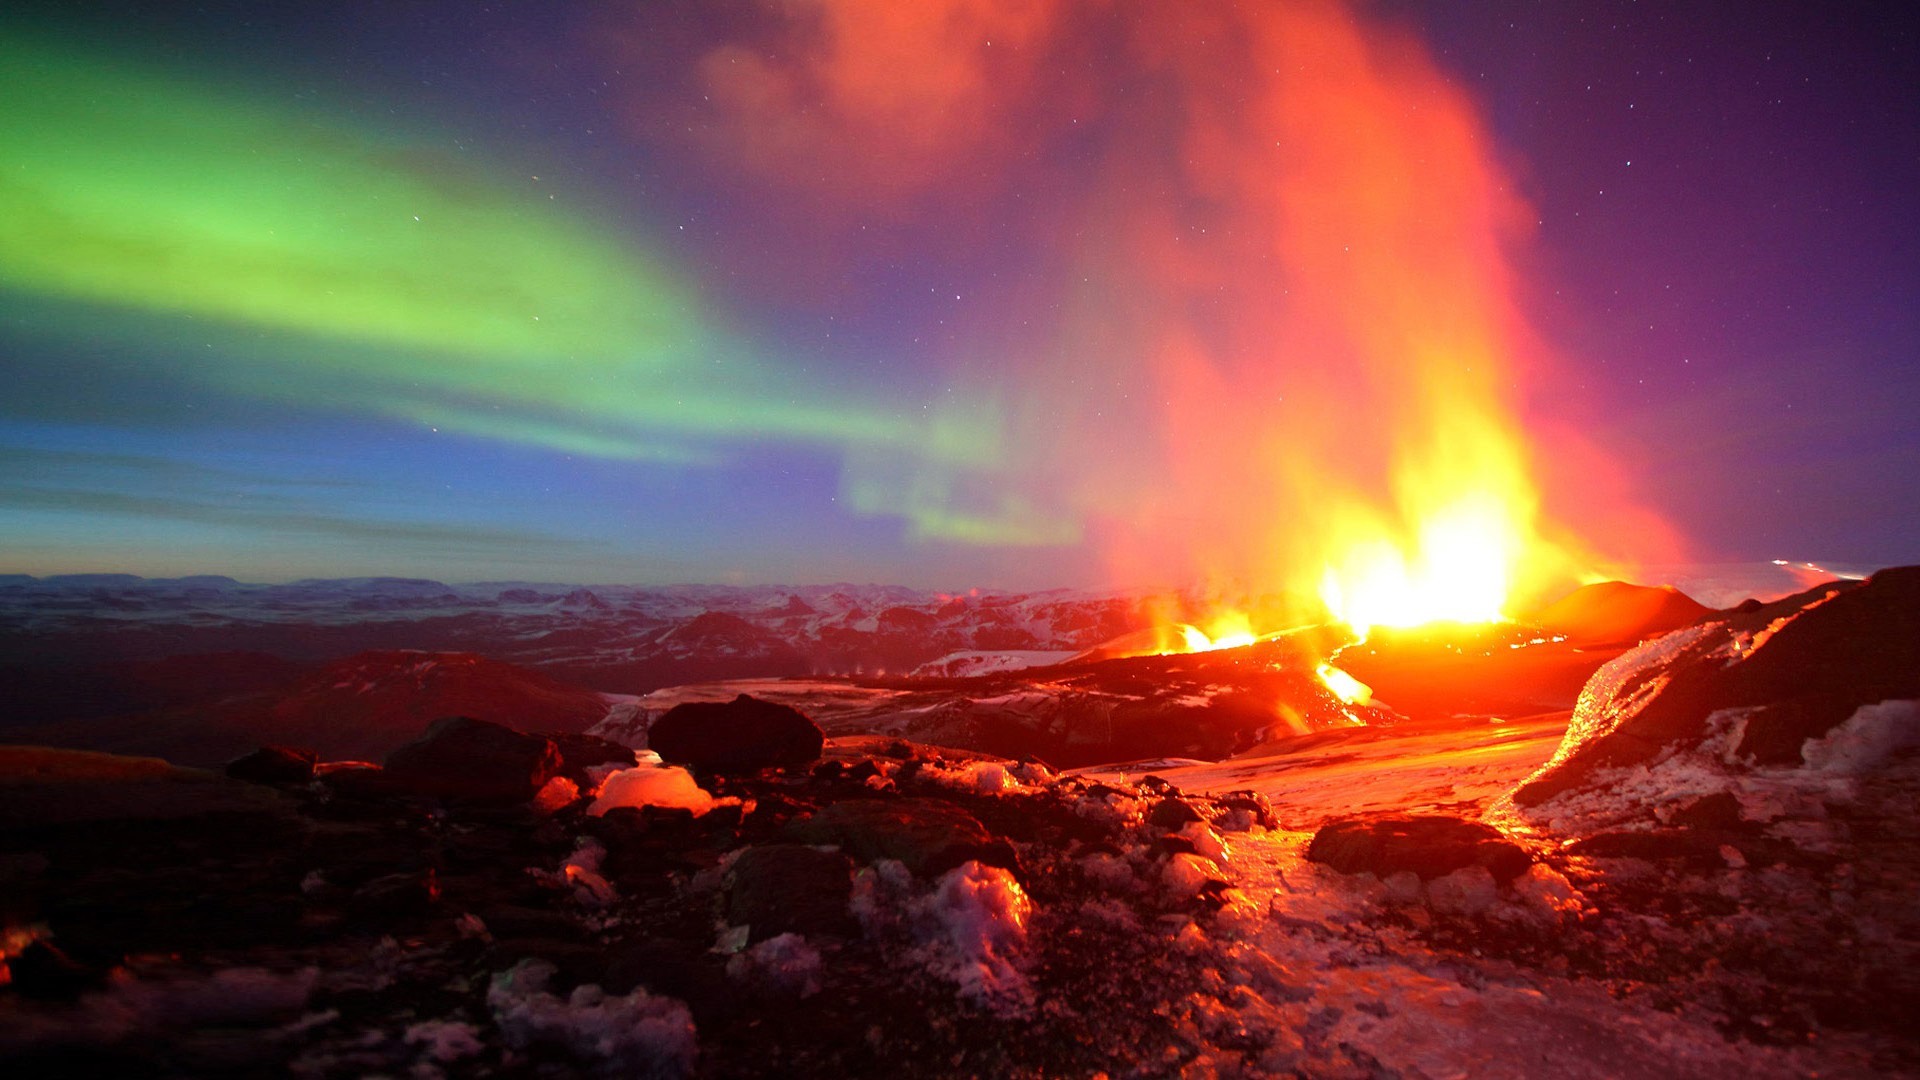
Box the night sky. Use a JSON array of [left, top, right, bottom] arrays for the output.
[[2, 1, 1914, 590]]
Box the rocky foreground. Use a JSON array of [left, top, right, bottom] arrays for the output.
[[0, 568, 1916, 1077]]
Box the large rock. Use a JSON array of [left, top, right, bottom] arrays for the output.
[[383, 716, 562, 803], [724, 844, 857, 942], [786, 797, 1014, 878], [1514, 565, 1920, 810], [1306, 815, 1531, 883], [648, 694, 824, 773]]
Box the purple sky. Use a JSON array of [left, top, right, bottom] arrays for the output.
[[0, 1, 1913, 588]]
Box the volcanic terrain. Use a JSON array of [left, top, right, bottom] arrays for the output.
[[0, 564, 1914, 1077]]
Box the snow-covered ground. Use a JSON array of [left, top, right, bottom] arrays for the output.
[[1078, 706, 1895, 1076]]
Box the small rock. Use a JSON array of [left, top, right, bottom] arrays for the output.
[[649, 695, 825, 773], [1670, 791, 1745, 830], [1216, 791, 1280, 830], [225, 745, 317, 785], [725, 844, 856, 942], [787, 797, 1015, 878], [1306, 814, 1532, 883], [1147, 798, 1206, 830]]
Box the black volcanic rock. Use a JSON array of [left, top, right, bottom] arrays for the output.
[[1147, 798, 1207, 829], [1515, 565, 1920, 808], [225, 744, 316, 785], [724, 844, 856, 941], [383, 716, 562, 802], [786, 797, 1014, 878], [1306, 815, 1532, 883], [648, 694, 824, 772]]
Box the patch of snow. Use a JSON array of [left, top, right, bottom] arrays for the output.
[[486, 959, 696, 1078], [918, 759, 1041, 797], [724, 933, 823, 997], [1514, 699, 1920, 836], [1510, 863, 1585, 922], [1559, 621, 1722, 761], [403, 1018, 484, 1062], [587, 763, 716, 817], [908, 861, 1034, 1016], [1162, 852, 1224, 899], [1425, 865, 1500, 916], [0, 966, 320, 1052], [1800, 699, 1920, 774], [531, 776, 579, 814], [1078, 852, 1135, 892], [1176, 820, 1232, 864], [907, 650, 1076, 678], [561, 839, 616, 908]]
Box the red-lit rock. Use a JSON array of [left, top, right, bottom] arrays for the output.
[[786, 797, 1014, 878], [1306, 814, 1532, 883], [383, 716, 562, 803], [1514, 565, 1920, 809]]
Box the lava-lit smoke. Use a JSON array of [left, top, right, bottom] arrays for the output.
[[660, 0, 1676, 613]]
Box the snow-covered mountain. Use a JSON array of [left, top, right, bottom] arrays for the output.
[[0, 577, 1152, 703]]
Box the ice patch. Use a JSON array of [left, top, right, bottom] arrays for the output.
[[908, 861, 1033, 1016], [531, 775, 579, 814], [1162, 852, 1224, 899], [403, 1018, 484, 1062], [587, 763, 716, 817], [724, 932, 823, 997], [919, 758, 1042, 796], [1800, 699, 1920, 774], [486, 959, 695, 1078], [853, 858, 1034, 1016]]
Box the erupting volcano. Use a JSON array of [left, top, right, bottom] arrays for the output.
[[2, 0, 1916, 1076]]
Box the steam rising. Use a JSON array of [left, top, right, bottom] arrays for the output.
[[686, 0, 1669, 604], [0, 2, 1674, 592]]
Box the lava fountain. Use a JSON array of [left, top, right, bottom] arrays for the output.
[[675, 0, 1668, 622]]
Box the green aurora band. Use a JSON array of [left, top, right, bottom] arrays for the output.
[[0, 32, 1072, 546]]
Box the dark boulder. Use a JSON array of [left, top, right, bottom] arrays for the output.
[[786, 797, 1015, 878], [383, 717, 561, 803], [649, 694, 824, 773], [1306, 815, 1532, 883], [225, 745, 317, 785], [724, 844, 857, 941]]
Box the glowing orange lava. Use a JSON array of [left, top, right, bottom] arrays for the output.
[[1315, 662, 1372, 705], [1178, 612, 1259, 653]]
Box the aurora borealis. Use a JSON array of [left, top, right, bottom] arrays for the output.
[[1, 2, 1915, 587]]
